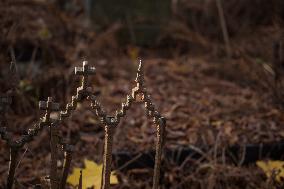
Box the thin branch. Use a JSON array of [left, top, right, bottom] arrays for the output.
[[7, 146, 19, 189]]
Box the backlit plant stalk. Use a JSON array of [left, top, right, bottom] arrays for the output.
[[101, 122, 115, 189], [39, 97, 60, 189], [60, 144, 74, 189], [7, 144, 19, 189], [0, 60, 166, 189], [153, 117, 166, 189], [50, 123, 59, 189]]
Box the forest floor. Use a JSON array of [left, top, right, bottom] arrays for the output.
[[1, 1, 284, 188]]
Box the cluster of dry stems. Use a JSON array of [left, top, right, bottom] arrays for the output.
[[0, 60, 166, 189]]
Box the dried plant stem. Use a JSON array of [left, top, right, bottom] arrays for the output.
[[60, 147, 73, 189], [101, 125, 114, 189], [152, 118, 166, 189], [7, 146, 19, 189], [50, 124, 59, 189], [78, 170, 83, 189], [216, 0, 231, 57], [0, 60, 166, 189]]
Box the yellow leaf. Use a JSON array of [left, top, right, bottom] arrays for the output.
[[67, 159, 118, 189], [211, 121, 222, 127], [38, 27, 52, 40], [256, 160, 284, 182], [127, 46, 140, 62], [168, 62, 191, 75], [87, 117, 98, 125], [19, 79, 33, 91]]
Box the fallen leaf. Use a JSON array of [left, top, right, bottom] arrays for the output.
[[87, 117, 99, 125], [19, 79, 33, 92], [38, 27, 52, 40], [127, 46, 140, 62], [67, 159, 118, 189], [256, 160, 284, 182]]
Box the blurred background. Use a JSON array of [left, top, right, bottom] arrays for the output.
[[1, 0, 284, 188]]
